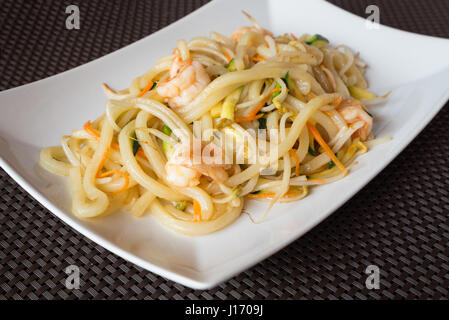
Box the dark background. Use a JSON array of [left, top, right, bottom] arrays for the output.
[[0, 0, 448, 299]]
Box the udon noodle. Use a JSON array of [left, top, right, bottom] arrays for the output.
[[40, 12, 390, 235]]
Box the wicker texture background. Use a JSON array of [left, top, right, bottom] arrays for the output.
[[1, 0, 448, 299]]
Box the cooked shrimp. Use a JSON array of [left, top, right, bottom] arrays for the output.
[[165, 143, 229, 188], [156, 53, 210, 108], [166, 163, 202, 187], [337, 101, 373, 140]]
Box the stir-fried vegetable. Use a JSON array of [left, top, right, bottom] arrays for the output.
[[132, 134, 141, 156], [363, 108, 373, 117], [307, 122, 347, 175], [221, 87, 243, 120], [175, 201, 187, 211], [137, 81, 156, 98], [235, 113, 264, 123], [258, 116, 267, 129], [161, 124, 174, 157], [96, 148, 109, 177], [305, 34, 329, 48], [162, 124, 172, 136], [224, 51, 232, 63], [282, 71, 305, 101], [308, 146, 317, 156], [273, 82, 282, 99], [246, 187, 307, 200], [273, 99, 288, 113], [83, 121, 101, 139], [348, 86, 376, 100], [210, 102, 223, 118], [289, 149, 300, 176], [283, 71, 292, 89], [251, 55, 266, 62], [227, 58, 236, 71], [235, 96, 269, 122], [333, 96, 343, 107], [39, 12, 391, 235], [308, 129, 317, 156], [312, 66, 333, 93], [193, 200, 202, 222]]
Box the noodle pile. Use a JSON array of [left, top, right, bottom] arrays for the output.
[[40, 12, 390, 235]]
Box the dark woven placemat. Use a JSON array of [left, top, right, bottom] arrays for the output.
[[1, 0, 448, 300]]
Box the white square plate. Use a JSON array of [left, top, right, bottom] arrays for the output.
[[1, 0, 449, 289]]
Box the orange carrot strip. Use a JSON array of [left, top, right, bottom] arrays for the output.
[[84, 121, 101, 140], [193, 200, 201, 222], [85, 122, 124, 170], [111, 142, 120, 150], [324, 110, 334, 117], [306, 92, 315, 100], [290, 33, 298, 40], [136, 147, 146, 158], [289, 150, 299, 175], [281, 191, 304, 198], [381, 91, 392, 99], [230, 93, 273, 123], [307, 122, 347, 175], [251, 55, 266, 62], [289, 149, 300, 177], [96, 147, 110, 177], [247, 192, 275, 199], [249, 96, 271, 117], [247, 190, 303, 200], [84, 121, 120, 151], [224, 51, 232, 62], [235, 113, 264, 123], [98, 170, 130, 194], [234, 96, 270, 123], [333, 97, 343, 108], [137, 81, 154, 98], [307, 179, 326, 184]]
